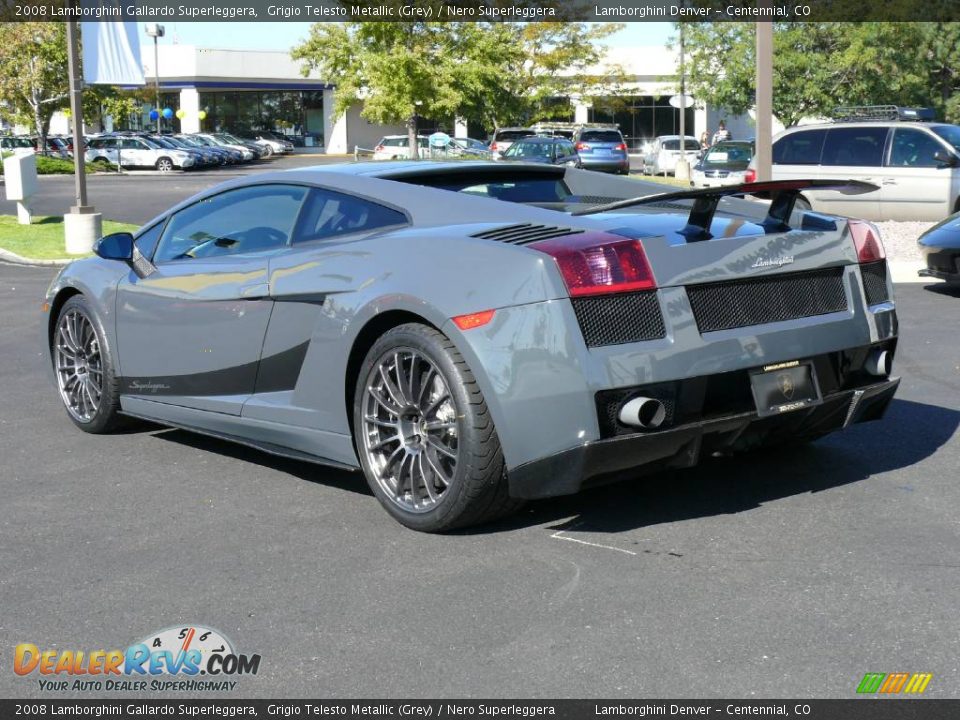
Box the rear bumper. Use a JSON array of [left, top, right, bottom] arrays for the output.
[[919, 245, 960, 282], [508, 377, 899, 500], [580, 157, 630, 172]]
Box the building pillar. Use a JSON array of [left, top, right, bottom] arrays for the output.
[[573, 98, 590, 124], [454, 116, 468, 137], [179, 88, 201, 133], [323, 87, 348, 154]]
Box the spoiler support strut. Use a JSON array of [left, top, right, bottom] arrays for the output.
[[572, 179, 879, 241]]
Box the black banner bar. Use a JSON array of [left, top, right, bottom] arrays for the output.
[[4, 0, 960, 23], [1, 700, 959, 720]]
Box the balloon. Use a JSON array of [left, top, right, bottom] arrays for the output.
[[175, 109, 186, 119], [197, 110, 207, 120], [148, 109, 159, 121], [162, 107, 174, 119]]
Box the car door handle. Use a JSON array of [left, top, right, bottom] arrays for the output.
[[881, 178, 898, 186], [239, 282, 269, 299]]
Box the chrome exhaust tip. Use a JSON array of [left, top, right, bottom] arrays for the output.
[[619, 396, 667, 430], [865, 349, 891, 377]]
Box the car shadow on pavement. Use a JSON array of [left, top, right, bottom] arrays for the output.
[[150, 427, 369, 497], [923, 282, 960, 297], [473, 398, 960, 536]]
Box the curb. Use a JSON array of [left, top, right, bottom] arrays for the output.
[[0, 247, 76, 267]]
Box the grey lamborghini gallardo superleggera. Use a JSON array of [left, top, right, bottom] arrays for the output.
[[42, 162, 899, 531]]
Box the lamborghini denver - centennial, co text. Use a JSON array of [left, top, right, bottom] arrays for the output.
[[42, 162, 899, 531]]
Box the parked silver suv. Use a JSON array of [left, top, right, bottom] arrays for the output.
[[86, 135, 196, 171], [753, 106, 960, 221]]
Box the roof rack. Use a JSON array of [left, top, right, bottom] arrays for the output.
[[832, 105, 936, 123], [529, 121, 620, 131]]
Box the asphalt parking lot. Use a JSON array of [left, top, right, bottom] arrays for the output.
[[1, 263, 958, 699]]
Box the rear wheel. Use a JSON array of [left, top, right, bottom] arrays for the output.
[[353, 323, 521, 532], [261, 144, 273, 157], [53, 295, 125, 434]]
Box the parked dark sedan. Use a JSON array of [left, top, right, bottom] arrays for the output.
[[918, 212, 960, 284], [499, 136, 581, 167]]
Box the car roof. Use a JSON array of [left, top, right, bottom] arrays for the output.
[[779, 121, 954, 133]]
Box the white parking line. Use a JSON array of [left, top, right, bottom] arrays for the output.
[[550, 524, 638, 556]]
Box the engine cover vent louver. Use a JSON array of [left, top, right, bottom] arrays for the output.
[[470, 223, 585, 245]]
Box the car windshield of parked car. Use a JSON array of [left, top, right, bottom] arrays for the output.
[[154, 184, 308, 262], [495, 130, 535, 142], [931, 125, 960, 154], [504, 141, 553, 159], [580, 130, 622, 143], [702, 142, 753, 168], [662, 138, 700, 151]]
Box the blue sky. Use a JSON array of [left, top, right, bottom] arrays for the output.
[[154, 22, 674, 51]]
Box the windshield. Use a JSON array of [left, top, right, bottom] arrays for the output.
[[662, 138, 700, 151], [932, 125, 960, 153], [495, 130, 535, 143], [219, 133, 243, 144], [702, 142, 753, 167], [580, 130, 622, 143], [504, 140, 552, 159]]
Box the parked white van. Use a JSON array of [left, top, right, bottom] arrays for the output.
[[753, 106, 960, 221]]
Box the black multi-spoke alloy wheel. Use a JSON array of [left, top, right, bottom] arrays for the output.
[[53, 295, 125, 433], [354, 323, 521, 532]]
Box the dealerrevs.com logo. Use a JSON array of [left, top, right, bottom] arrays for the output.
[[14, 625, 261, 693]]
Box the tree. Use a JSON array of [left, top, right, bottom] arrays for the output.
[[0, 23, 69, 150], [673, 22, 944, 128], [291, 19, 626, 153]]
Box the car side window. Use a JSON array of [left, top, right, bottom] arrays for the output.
[[291, 188, 407, 244], [821, 127, 888, 167], [772, 129, 826, 165], [134, 221, 165, 260], [154, 184, 308, 263], [888, 128, 945, 168]]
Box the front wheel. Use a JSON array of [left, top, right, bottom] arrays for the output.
[[353, 323, 521, 532], [155, 157, 174, 172], [53, 295, 126, 433]]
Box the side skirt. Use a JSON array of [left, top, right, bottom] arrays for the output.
[[120, 396, 361, 473]]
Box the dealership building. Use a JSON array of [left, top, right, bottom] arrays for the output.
[[50, 44, 754, 153]]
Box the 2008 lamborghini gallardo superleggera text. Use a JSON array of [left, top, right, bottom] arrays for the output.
[[43, 162, 899, 531]]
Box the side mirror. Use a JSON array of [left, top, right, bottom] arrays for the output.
[[94, 231, 134, 261], [934, 149, 958, 168]]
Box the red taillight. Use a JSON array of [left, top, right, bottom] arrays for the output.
[[849, 220, 885, 263], [452, 309, 496, 330], [532, 233, 657, 297], [614, 143, 626, 151], [575, 142, 590, 151], [744, 168, 757, 184]]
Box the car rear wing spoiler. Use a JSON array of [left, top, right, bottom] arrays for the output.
[[572, 179, 879, 241]]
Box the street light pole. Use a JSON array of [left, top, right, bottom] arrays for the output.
[[65, 19, 88, 211], [144, 24, 165, 131], [63, 19, 101, 255], [675, 22, 691, 181], [755, 21, 774, 182]]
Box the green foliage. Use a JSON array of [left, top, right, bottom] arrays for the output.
[[0, 155, 102, 176], [291, 18, 626, 147], [675, 22, 960, 128], [0, 23, 69, 147]]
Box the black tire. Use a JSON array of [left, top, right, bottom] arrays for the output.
[[155, 157, 174, 172], [52, 295, 126, 434], [261, 144, 273, 157], [353, 323, 522, 532]]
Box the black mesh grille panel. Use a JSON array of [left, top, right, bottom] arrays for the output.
[[687, 267, 848, 333], [571, 291, 666, 347], [860, 261, 890, 305], [470, 223, 584, 244]]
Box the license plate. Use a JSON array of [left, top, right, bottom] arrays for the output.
[[750, 360, 821, 417]]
